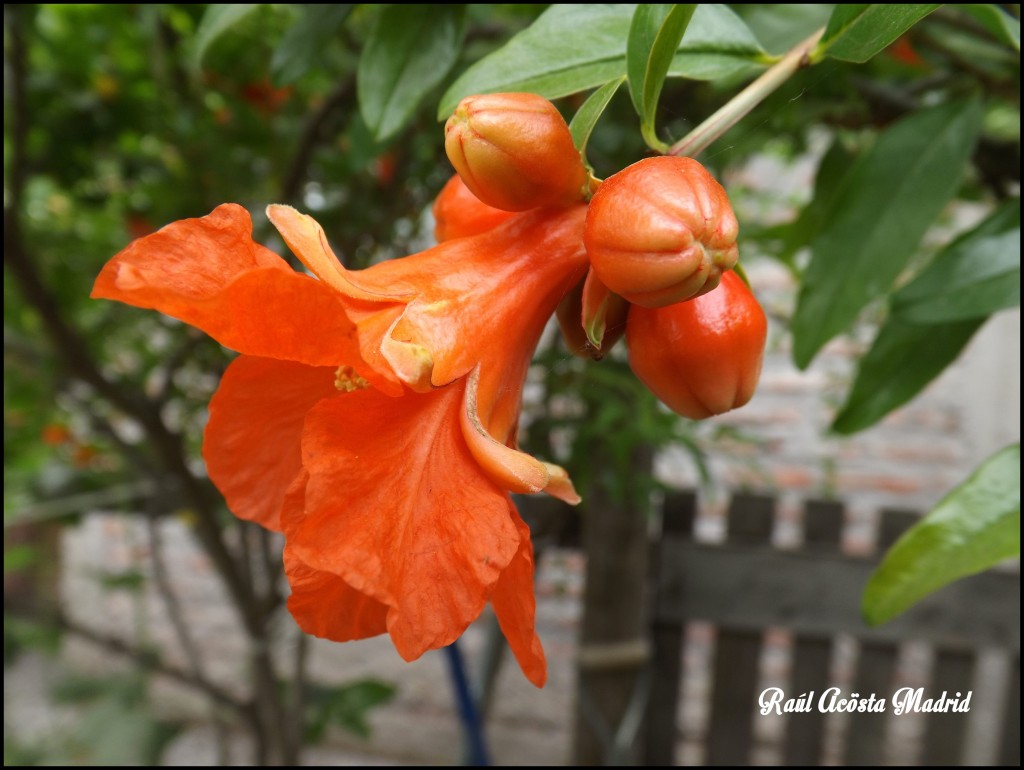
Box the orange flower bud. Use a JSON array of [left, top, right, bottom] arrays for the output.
[[627, 271, 766, 420], [432, 174, 516, 242], [584, 156, 739, 308], [444, 93, 588, 212]]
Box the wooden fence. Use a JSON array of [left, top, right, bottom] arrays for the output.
[[638, 492, 1020, 766]]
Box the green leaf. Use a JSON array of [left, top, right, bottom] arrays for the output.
[[306, 679, 396, 742], [3, 543, 39, 573], [271, 5, 354, 86], [191, 4, 261, 72], [359, 5, 467, 141], [957, 4, 1021, 52], [735, 4, 834, 55], [568, 78, 624, 161], [95, 568, 147, 591], [778, 137, 858, 266], [892, 200, 1021, 323], [863, 444, 1021, 625], [831, 316, 984, 434], [791, 99, 984, 368], [821, 4, 940, 62], [438, 4, 765, 119], [627, 5, 697, 138], [667, 4, 767, 79]]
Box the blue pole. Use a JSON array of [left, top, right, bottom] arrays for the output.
[[444, 640, 491, 766]]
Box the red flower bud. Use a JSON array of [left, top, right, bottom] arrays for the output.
[[584, 156, 739, 308], [432, 174, 516, 242], [444, 93, 588, 212], [627, 271, 766, 419]]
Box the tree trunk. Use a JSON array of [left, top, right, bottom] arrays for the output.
[[572, 443, 653, 765]]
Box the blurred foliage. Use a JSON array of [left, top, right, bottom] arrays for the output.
[[4, 3, 1020, 764]]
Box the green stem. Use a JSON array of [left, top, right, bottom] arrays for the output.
[[668, 27, 825, 158]]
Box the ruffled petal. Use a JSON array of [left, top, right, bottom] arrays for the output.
[[286, 552, 391, 642], [288, 381, 521, 661], [282, 472, 389, 641], [203, 356, 337, 531], [491, 505, 547, 687], [92, 204, 371, 371]]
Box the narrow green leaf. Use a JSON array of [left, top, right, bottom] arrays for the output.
[[958, 4, 1021, 52], [821, 4, 940, 62], [359, 5, 467, 141], [831, 316, 984, 435], [791, 99, 984, 368], [627, 4, 697, 126], [438, 4, 765, 119], [191, 4, 261, 72], [863, 444, 1021, 625], [778, 137, 858, 265], [271, 5, 354, 86], [893, 200, 1021, 323], [568, 78, 624, 160]]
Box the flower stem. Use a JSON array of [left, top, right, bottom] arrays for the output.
[[669, 27, 826, 158]]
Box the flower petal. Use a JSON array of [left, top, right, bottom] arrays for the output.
[[289, 381, 521, 661], [460, 366, 549, 495], [491, 505, 547, 687], [203, 356, 337, 531], [92, 204, 372, 373], [282, 472, 389, 641], [266, 204, 415, 302], [387, 206, 589, 389]]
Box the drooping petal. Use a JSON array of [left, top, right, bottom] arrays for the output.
[[491, 505, 547, 687], [460, 366, 580, 504], [288, 381, 521, 661], [92, 204, 374, 374], [203, 356, 337, 531], [282, 472, 390, 641], [460, 366, 549, 495]]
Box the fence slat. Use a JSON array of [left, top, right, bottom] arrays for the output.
[[706, 494, 774, 765], [783, 499, 845, 765], [642, 492, 697, 766], [842, 640, 899, 765], [999, 656, 1019, 766], [843, 509, 920, 765], [922, 648, 975, 765], [707, 629, 763, 765]]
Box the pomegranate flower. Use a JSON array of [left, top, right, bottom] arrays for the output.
[[92, 199, 589, 686]]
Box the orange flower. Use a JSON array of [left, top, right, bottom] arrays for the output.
[[92, 199, 588, 686]]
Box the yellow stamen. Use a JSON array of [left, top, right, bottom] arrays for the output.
[[334, 365, 369, 393]]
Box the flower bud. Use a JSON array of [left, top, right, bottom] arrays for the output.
[[432, 174, 516, 242], [627, 271, 766, 419], [584, 156, 739, 308], [444, 92, 588, 212]]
